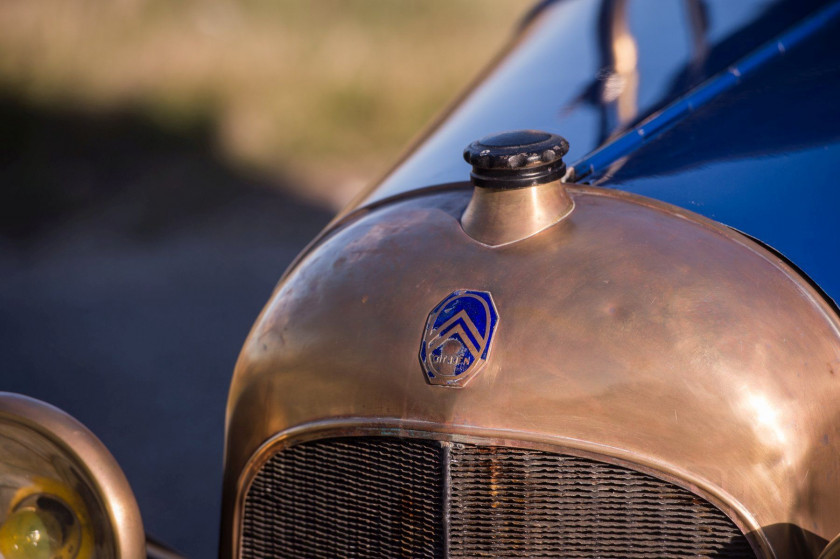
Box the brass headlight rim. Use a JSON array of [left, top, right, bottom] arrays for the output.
[[0, 392, 145, 559], [232, 418, 774, 559]]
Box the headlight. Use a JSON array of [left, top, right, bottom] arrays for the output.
[[0, 393, 144, 559]]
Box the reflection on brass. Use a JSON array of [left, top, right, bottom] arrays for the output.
[[223, 185, 840, 558], [0, 393, 146, 559], [820, 534, 840, 559], [146, 539, 187, 559], [460, 179, 574, 246]]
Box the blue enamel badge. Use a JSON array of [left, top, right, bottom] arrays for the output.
[[419, 290, 499, 387]]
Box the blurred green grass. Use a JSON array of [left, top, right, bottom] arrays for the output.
[[0, 0, 531, 208]]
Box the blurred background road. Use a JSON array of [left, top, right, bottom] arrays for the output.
[[0, 1, 530, 556]]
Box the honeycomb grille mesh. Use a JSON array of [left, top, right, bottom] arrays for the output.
[[449, 445, 755, 558], [241, 438, 444, 559], [240, 438, 755, 559]]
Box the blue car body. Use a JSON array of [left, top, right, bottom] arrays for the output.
[[355, 0, 840, 307]]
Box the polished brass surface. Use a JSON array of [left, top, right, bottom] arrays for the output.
[[820, 534, 840, 559], [223, 185, 840, 558], [146, 539, 187, 559], [460, 179, 574, 246], [0, 393, 146, 559]]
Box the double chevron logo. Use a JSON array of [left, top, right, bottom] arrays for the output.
[[419, 290, 499, 387]]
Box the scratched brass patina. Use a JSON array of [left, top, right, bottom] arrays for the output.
[[222, 184, 840, 558]]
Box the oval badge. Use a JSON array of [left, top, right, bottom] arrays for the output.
[[419, 290, 499, 387]]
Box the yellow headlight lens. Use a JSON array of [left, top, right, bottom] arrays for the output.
[[0, 507, 60, 559], [0, 424, 110, 559], [0, 478, 94, 559]]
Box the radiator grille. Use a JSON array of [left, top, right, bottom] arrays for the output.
[[240, 438, 755, 559], [241, 438, 444, 559], [448, 445, 755, 558]]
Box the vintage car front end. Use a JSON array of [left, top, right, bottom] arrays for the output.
[[221, 134, 840, 557], [220, 0, 840, 557], [3, 1, 840, 558]]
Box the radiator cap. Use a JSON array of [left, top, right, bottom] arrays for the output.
[[463, 130, 569, 189], [461, 130, 573, 246]]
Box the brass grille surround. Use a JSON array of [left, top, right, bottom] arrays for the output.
[[236, 430, 762, 559]]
